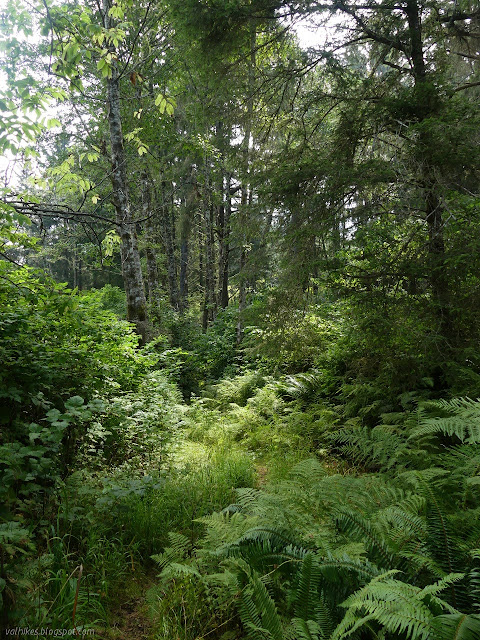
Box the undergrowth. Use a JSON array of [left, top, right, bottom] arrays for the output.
[[146, 381, 480, 640], [4, 359, 480, 640]]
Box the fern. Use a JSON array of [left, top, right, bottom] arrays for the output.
[[330, 423, 411, 470], [331, 572, 464, 640], [317, 554, 383, 584], [419, 477, 458, 574], [286, 618, 324, 640], [335, 507, 395, 569], [287, 457, 327, 483], [160, 562, 202, 580], [151, 531, 192, 570], [292, 553, 322, 621], [197, 510, 260, 554], [410, 398, 480, 444], [470, 550, 480, 611], [430, 613, 480, 640], [227, 526, 308, 577], [233, 559, 284, 640], [149, 395, 480, 640], [378, 503, 427, 548], [277, 371, 323, 402]]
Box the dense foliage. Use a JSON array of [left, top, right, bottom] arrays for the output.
[[1, 0, 479, 638]]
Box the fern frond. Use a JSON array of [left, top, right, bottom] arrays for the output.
[[317, 553, 382, 583], [335, 507, 395, 568], [314, 596, 335, 638], [230, 527, 308, 558], [430, 613, 480, 640], [293, 553, 322, 621], [330, 423, 410, 470], [399, 551, 446, 580], [287, 618, 323, 640], [151, 531, 192, 570], [160, 561, 202, 580], [418, 573, 465, 612], [410, 398, 480, 444], [167, 531, 192, 554], [331, 573, 461, 640], [288, 458, 326, 483], [378, 504, 426, 539], [421, 480, 458, 576], [197, 510, 260, 553], [236, 487, 263, 508], [469, 551, 480, 611], [227, 527, 307, 576], [399, 469, 460, 579], [278, 371, 323, 402], [233, 559, 284, 640]]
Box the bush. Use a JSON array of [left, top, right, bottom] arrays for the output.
[[0, 269, 156, 432]]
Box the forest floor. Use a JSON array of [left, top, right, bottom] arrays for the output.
[[106, 596, 151, 640], [98, 572, 155, 639]]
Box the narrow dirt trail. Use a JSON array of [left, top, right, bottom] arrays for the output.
[[95, 575, 154, 640]]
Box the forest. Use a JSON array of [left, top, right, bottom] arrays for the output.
[[1, 0, 480, 638]]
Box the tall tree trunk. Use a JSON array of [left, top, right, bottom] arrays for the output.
[[179, 170, 198, 313], [78, 258, 83, 291], [236, 28, 256, 346], [199, 216, 204, 293], [159, 180, 179, 310], [216, 120, 231, 310], [406, 0, 452, 341], [202, 198, 216, 330], [102, 0, 147, 342], [425, 185, 452, 341], [179, 233, 189, 312], [236, 167, 249, 345], [72, 242, 77, 290], [218, 174, 231, 309], [236, 245, 247, 345], [142, 172, 159, 301]]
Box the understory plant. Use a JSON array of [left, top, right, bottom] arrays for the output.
[[151, 399, 480, 640]]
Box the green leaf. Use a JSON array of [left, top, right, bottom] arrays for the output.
[[65, 396, 85, 408]]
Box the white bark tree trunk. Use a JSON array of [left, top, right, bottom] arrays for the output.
[[102, 0, 148, 342]]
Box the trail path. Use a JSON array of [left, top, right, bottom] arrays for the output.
[[96, 576, 154, 640]]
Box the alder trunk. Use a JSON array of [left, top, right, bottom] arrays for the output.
[[103, 0, 147, 342], [159, 180, 179, 310], [142, 172, 159, 301], [218, 176, 231, 309], [202, 199, 216, 330]]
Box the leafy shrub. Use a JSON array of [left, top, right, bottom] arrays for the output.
[[79, 370, 183, 469], [85, 284, 126, 318], [242, 296, 344, 375], [0, 269, 156, 432], [160, 306, 239, 395]]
